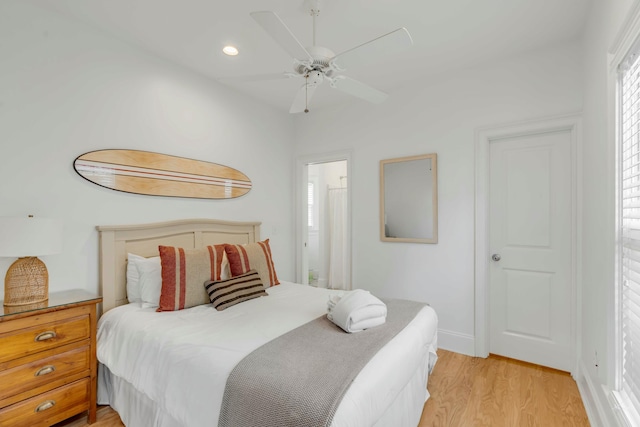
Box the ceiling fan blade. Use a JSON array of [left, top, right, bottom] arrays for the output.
[[290, 83, 317, 114], [331, 76, 388, 104], [250, 11, 313, 63], [218, 72, 296, 84], [330, 28, 413, 71]]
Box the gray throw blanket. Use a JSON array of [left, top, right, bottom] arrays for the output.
[[218, 298, 426, 427]]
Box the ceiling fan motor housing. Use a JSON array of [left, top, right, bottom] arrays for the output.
[[294, 45, 335, 77]]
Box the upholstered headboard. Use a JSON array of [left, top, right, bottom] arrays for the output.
[[96, 219, 261, 314]]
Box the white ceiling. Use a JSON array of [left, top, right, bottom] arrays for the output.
[[27, 0, 592, 113]]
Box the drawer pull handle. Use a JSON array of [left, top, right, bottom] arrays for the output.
[[35, 400, 56, 413], [34, 331, 56, 342], [35, 365, 56, 377]]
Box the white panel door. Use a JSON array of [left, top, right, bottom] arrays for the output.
[[489, 129, 572, 371]]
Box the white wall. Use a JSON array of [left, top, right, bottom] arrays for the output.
[[294, 40, 583, 354], [0, 1, 295, 300], [580, 0, 635, 425]]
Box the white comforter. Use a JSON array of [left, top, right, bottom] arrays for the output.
[[97, 282, 438, 427]]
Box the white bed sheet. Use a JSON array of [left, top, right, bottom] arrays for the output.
[[97, 282, 438, 427]]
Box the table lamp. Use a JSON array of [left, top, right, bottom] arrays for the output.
[[0, 216, 62, 306]]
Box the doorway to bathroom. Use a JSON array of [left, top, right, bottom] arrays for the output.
[[296, 152, 351, 290]]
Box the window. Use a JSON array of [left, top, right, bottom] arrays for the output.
[[617, 47, 640, 424]]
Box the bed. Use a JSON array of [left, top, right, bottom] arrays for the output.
[[95, 219, 438, 427]]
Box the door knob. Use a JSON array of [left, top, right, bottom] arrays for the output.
[[492, 254, 501, 262]]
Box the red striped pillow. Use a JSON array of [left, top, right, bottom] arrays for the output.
[[224, 239, 280, 287], [158, 244, 226, 311]]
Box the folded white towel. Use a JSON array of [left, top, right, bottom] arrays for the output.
[[327, 294, 341, 314], [349, 316, 386, 332], [349, 304, 387, 324], [328, 289, 387, 333]]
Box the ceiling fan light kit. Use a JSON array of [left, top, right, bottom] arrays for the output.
[[222, 1, 413, 114]]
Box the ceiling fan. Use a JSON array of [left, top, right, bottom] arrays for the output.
[[220, 0, 413, 114]]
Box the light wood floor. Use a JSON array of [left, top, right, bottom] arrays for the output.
[[57, 350, 589, 427], [420, 350, 590, 426]]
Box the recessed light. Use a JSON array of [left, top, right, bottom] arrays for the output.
[[223, 45, 239, 56]]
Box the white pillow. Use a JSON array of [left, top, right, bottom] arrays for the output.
[[126, 253, 145, 303], [126, 253, 161, 306], [138, 256, 162, 308]]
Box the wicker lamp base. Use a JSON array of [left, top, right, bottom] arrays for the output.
[[3, 257, 49, 306]]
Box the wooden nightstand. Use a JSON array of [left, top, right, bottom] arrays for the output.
[[0, 290, 102, 427]]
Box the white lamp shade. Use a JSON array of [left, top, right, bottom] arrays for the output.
[[0, 217, 62, 257]]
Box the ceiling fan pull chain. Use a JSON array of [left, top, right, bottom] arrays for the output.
[[305, 74, 310, 113]]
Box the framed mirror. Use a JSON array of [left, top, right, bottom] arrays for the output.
[[380, 153, 438, 243]]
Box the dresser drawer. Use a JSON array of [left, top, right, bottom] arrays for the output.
[[0, 306, 90, 364], [0, 344, 90, 402], [0, 378, 89, 427]]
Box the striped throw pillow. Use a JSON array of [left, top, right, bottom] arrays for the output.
[[204, 270, 267, 311], [224, 239, 280, 288], [158, 244, 226, 311]]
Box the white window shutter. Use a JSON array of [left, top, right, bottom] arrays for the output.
[[619, 48, 640, 421]]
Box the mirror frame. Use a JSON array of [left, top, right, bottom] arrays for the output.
[[379, 153, 438, 244]]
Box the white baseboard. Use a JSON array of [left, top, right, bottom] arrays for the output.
[[575, 359, 612, 427], [437, 328, 475, 356]]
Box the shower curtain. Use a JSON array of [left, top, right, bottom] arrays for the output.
[[328, 188, 350, 290]]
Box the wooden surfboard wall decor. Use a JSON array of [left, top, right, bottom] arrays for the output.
[[73, 149, 252, 199]]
